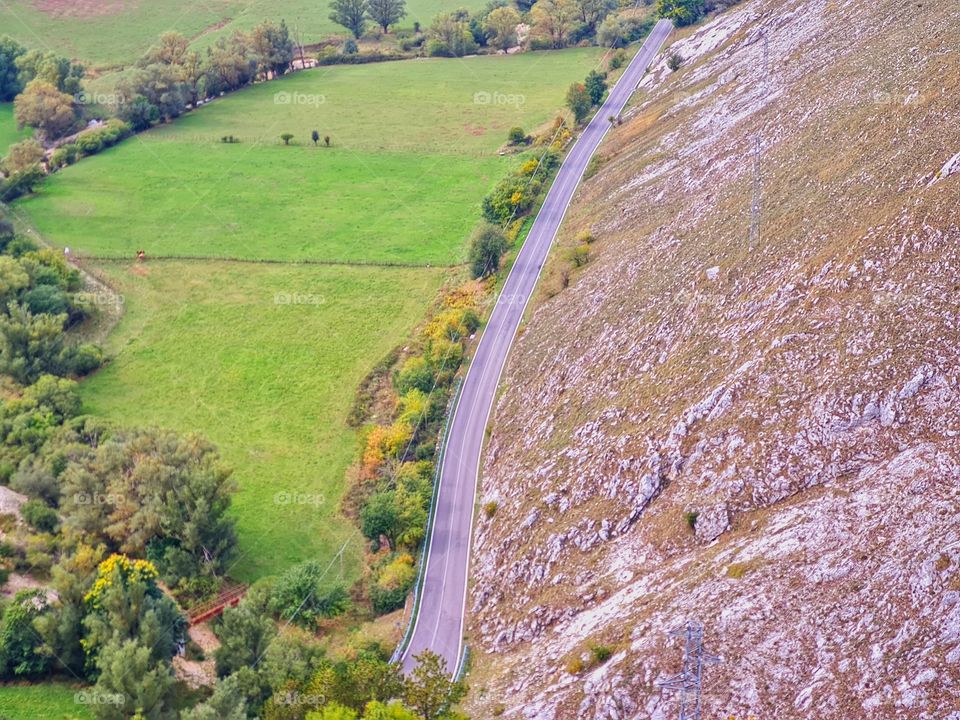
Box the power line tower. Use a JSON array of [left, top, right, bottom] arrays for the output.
[[749, 29, 770, 250], [656, 620, 721, 720]]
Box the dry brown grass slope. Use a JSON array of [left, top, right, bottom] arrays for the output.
[[464, 0, 960, 718]]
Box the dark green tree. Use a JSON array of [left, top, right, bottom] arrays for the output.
[[0, 37, 25, 101], [360, 491, 401, 547], [214, 585, 276, 678], [14, 49, 84, 95], [566, 81, 592, 123], [367, 0, 407, 33], [250, 20, 295, 78], [0, 590, 51, 678], [330, 0, 370, 39], [468, 224, 508, 279], [656, 0, 705, 26], [0, 303, 68, 384], [584, 70, 607, 105]]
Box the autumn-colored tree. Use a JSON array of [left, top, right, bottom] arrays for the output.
[[2, 138, 44, 174], [485, 6, 521, 50], [13, 80, 78, 140], [531, 0, 577, 48], [403, 650, 467, 720]]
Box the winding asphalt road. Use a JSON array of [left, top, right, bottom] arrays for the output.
[[400, 19, 674, 675]]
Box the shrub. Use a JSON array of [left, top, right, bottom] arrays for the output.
[[507, 126, 527, 145], [609, 50, 627, 69], [568, 244, 590, 268], [317, 51, 406, 65], [0, 166, 45, 202], [73, 119, 132, 156], [270, 560, 351, 627], [590, 644, 613, 664], [280, 133, 294, 145], [576, 229, 596, 245], [0, 590, 51, 677], [370, 554, 416, 615], [395, 355, 434, 394], [565, 655, 584, 675], [482, 500, 498, 518], [60, 343, 103, 377], [20, 499, 58, 533], [667, 52, 684, 71], [22, 285, 68, 315], [73, 133, 104, 155], [49, 144, 79, 169], [684, 510, 698, 530], [344, 38, 359, 54]]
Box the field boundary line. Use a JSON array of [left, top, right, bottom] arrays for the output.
[[81, 255, 464, 270]]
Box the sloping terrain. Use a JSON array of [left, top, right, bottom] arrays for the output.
[[465, 1, 960, 718]]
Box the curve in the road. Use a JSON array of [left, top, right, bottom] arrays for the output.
[[400, 19, 675, 675]]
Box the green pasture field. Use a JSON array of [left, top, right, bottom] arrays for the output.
[[19, 50, 603, 264], [0, 0, 488, 70], [0, 103, 31, 156], [78, 260, 447, 580], [0, 682, 94, 720], [14, 50, 601, 580]]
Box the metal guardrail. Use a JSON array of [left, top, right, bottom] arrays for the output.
[[391, 377, 465, 664]]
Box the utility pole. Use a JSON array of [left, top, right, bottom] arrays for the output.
[[656, 620, 720, 720]]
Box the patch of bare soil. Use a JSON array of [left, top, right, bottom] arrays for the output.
[[173, 624, 219, 689], [32, 0, 135, 19]]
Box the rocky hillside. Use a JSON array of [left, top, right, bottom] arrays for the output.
[[465, 1, 960, 718]]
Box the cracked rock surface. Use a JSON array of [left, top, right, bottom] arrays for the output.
[[464, 0, 960, 717]]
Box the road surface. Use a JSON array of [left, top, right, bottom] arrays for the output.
[[400, 19, 674, 675]]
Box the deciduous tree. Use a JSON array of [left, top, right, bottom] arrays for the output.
[[0, 37, 25, 101], [402, 650, 467, 720], [2, 137, 44, 175], [565, 81, 592, 123], [14, 49, 84, 95], [531, 0, 577, 48], [330, 0, 370, 39], [367, 0, 407, 34], [13, 80, 78, 140], [485, 6, 521, 50]]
